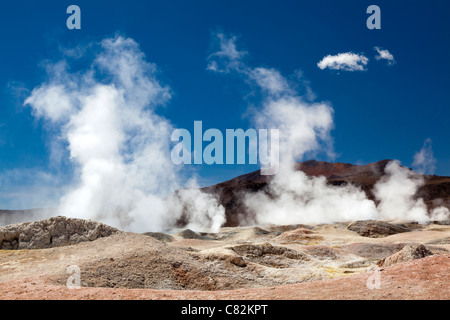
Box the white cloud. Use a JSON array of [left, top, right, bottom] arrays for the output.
[[317, 52, 369, 71], [374, 46, 396, 65], [206, 32, 247, 73]]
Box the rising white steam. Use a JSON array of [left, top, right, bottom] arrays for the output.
[[24, 35, 225, 232], [412, 138, 436, 175], [430, 206, 450, 221], [245, 167, 378, 225], [207, 32, 335, 164], [373, 161, 428, 223], [208, 32, 447, 225], [410, 139, 450, 220], [166, 179, 226, 233], [15, 33, 450, 231]]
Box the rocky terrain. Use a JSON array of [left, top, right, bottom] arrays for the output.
[[0, 216, 449, 300], [0, 216, 118, 250], [0, 160, 449, 300]]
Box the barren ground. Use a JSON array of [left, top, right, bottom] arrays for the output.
[[0, 220, 449, 300]]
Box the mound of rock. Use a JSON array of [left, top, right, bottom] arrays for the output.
[[229, 256, 247, 267], [346, 220, 410, 238], [378, 244, 433, 268], [266, 224, 313, 233], [276, 227, 324, 243], [230, 243, 309, 268], [251, 227, 271, 236], [178, 229, 211, 240], [394, 221, 425, 231], [142, 232, 174, 243], [303, 245, 339, 260], [55, 233, 297, 291], [0, 216, 119, 250]]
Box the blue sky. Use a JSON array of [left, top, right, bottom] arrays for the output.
[[0, 0, 449, 209]]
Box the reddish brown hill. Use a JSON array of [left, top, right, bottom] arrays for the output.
[[202, 160, 450, 227]]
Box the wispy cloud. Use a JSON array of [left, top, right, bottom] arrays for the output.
[[317, 52, 369, 71], [248, 67, 293, 96], [412, 138, 436, 175], [206, 32, 247, 73], [374, 46, 396, 65]]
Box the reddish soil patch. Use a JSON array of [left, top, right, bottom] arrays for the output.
[[0, 255, 448, 300]]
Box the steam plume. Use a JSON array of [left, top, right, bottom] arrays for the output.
[[373, 161, 428, 223], [24, 35, 225, 232], [412, 138, 436, 175], [9, 33, 449, 231], [208, 32, 448, 225]]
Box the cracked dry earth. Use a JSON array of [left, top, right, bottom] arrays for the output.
[[0, 218, 449, 300]]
